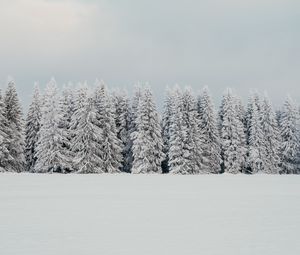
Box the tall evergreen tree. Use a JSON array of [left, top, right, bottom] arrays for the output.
[[161, 87, 174, 173], [93, 81, 122, 173], [0, 89, 11, 171], [25, 84, 42, 172], [56, 84, 76, 172], [247, 93, 266, 174], [168, 87, 190, 174], [71, 89, 104, 174], [261, 94, 281, 174], [180, 88, 205, 174], [220, 89, 246, 174], [279, 96, 300, 174], [131, 87, 164, 174], [197, 86, 221, 173], [35, 78, 70, 173], [4, 80, 25, 172], [113, 90, 132, 172]]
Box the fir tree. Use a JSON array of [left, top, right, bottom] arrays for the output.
[[35, 78, 71, 173], [220, 89, 246, 174], [71, 89, 104, 174], [247, 93, 266, 174], [93, 81, 122, 173], [261, 94, 281, 174], [279, 96, 300, 174], [168, 87, 189, 174], [113, 90, 132, 172], [25, 84, 42, 172], [197, 86, 221, 173], [0, 89, 11, 171], [4, 80, 25, 172], [131, 87, 164, 174], [161, 87, 174, 173], [180, 88, 205, 174]]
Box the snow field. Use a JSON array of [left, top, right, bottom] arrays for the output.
[[0, 173, 299, 255]]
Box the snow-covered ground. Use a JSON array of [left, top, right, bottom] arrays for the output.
[[0, 173, 299, 255]]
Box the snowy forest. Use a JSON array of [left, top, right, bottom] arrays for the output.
[[0, 78, 300, 175]]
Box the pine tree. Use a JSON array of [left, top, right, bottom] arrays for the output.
[[220, 89, 246, 174], [0, 89, 11, 171], [261, 94, 281, 174], [35, 78, 71, 173], [247, 93, 266, 174], [4, 80, 25, 172], [161, 87, 174, 173], [113, 90, 132, 172], [71, 88, 104, 174], [93, 81, 122, 173], [197, 86, 221, 173], [25, 84, 42, 172], [131, 87, 164, 174], [279, 96, 300, 174]]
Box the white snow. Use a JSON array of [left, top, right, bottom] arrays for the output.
[[0, 173, 299, 255]]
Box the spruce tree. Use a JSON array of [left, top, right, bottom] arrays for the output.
[[168, 87, 189, 174], [161, 87, 174, 173], [56, 84, 76, 172], [131, 87, 164, 174], [279, 96, 300, 174], [220, 89, 246, 174], [25, 84, 42, 172], [261, 94, 281, 174], [4, 80, 25, 172], [180, 88, 205, 174], [35, 78, 70, 173], [247, 93, 266, 174], [0, 89, 11, 171], [93, 81, 122, 173], [197, 86, 221, 173], [113, 90, 132, 172], [71, 89, 104, 174]]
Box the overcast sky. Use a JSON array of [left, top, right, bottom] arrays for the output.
[[0, 0, 299, 109]]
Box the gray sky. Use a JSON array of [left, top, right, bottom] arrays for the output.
[[0, 0, 299, 110]]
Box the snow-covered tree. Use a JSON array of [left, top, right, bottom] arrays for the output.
[[0, 89, 11, 171], [219, 89, 246, 174], [246, 93, 266, 174], [35, 78, 71, 173], [168, 87, 189, 174], [131, 87, 164, 174], [4, 80, 25, 172], [25, 84, 42, 172], [197, 86, 221, 173], [93, 81, 122, 173], [71, 89, 104, 174], [169, 87, 205, 174], [260, 95, 281, 174], [279, 96, 300, 174], [112, 90, 132, 172], [161, 86, 174, 173], [56, 84, 76, 172]]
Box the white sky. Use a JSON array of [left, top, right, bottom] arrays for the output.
[[0, 0, 299, 109]]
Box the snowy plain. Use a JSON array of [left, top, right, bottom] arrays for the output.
[[0, 173, 299, 255]]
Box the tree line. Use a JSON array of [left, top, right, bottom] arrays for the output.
[[0, 78, 299, 174]]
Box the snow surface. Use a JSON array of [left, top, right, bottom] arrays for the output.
[[0, 173, 299, 255]]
